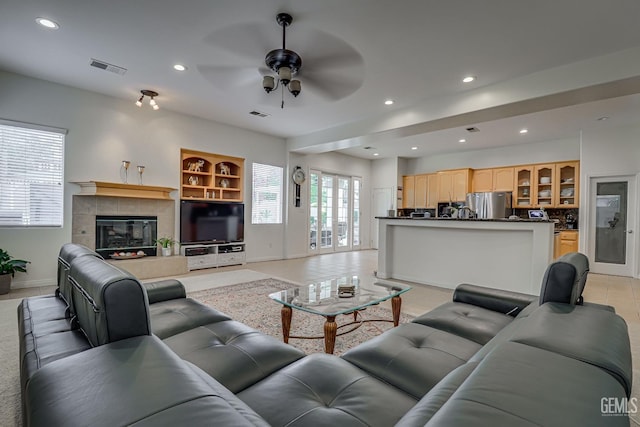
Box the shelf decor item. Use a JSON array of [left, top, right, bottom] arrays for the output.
[[137, 165, 145, 185], [0, 248, 29, 295], [120, 160, 131, 184]]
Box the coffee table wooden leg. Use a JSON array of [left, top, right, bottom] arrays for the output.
[[391, 295, 401, 327], [324, 315, 337, 354], [281, 305, 292, 343]]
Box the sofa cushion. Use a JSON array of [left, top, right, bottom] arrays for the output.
[[26, 335, 270, 427], [395, 362, 479, 426], [163, 319, 304, 393], [423, 341, 629, 427], [149, 298, 231, 339], [238, 353, 417, 427], [412, 301, 514, 345], [342, 323, 481, 399], [509, 302, 633, 396], [69, 256, 151, 346]]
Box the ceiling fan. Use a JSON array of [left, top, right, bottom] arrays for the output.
[[262, 13, 302, 108], [197, 12, 365, 108]]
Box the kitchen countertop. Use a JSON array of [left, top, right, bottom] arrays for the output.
[[375, 216, 554, 223]]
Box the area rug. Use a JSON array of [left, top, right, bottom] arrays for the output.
[[189, 278, 414, 356]]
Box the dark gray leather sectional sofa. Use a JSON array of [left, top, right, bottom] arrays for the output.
[[18, 244, 632, 426]]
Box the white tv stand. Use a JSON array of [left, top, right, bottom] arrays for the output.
[[180, 242, 246, 271]]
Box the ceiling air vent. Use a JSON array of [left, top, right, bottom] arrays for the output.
[[363, 146, 375, 150], [89, 58, 127, 75], [249, 110, 270, 117], [466, 127, 480, 132]]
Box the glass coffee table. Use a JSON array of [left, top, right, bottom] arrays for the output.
[[268, 276, 411, 354]]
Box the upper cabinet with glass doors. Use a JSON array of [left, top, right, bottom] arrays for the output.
[[556, 161, 579, 208]]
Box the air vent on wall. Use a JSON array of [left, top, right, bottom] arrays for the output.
[[249, 110, 270, 117], [466, 127, 480, 132], [89, 58, 127, 75]]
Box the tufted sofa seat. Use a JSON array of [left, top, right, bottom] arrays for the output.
[[18, 246, 632, 426]]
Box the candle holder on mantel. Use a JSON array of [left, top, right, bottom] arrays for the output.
[[120, 160, 131, 184], [137, 165, 145, 185]]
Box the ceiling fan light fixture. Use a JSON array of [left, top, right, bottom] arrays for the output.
[[263, 76, 275, 93], [278, 66, 292, 85], [289, 80, 301, 97]]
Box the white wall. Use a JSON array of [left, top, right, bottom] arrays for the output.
[[580, 123, 640, 277], [406, 138, 580, 174], [0, 71, 286, 287], [285, 151, 372, 258]]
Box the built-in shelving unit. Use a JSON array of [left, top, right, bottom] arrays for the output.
[[180, 148, 244, 202]]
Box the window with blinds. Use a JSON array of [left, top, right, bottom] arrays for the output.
[[0, 121, 65, 227], [252, 163, 283, 224]]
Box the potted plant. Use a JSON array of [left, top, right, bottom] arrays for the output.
[[155, 237, 176, 257], [0, 249, 29, 295]]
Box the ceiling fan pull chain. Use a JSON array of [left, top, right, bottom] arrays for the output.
[[281, 85, 285, 109]]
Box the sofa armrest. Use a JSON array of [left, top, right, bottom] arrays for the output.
[[143, 279, 186, 304], [453, 284, 536, 317]]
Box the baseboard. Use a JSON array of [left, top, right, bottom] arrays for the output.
[[247, 255, 284, 263], [12, 278, 56, 289]]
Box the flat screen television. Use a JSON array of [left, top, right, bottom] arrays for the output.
[[180, 201, 244, 244]]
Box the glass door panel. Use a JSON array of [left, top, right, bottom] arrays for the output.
[[337, 177, 350, 248], [595, 182, 627, 264], [353, 178, 361, 247], [309, 172, 319, 250], [320, 175, 334, 250]]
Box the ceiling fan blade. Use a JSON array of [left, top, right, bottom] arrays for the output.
[[203, 22, 277, 60], [302, 71, 364, 101], [291, 29, 364, 69], [197, 65, 262, 90]]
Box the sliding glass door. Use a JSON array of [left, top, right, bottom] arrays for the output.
[[309, 171, 361, 253]]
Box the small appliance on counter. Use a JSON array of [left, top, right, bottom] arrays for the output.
[[410, 211, 431, 219]]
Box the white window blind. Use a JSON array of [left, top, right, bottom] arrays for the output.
[[252, 163, 283, 224], [0, 122, 65, 227]]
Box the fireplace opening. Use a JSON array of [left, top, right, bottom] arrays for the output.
[[95, 215, 158, 258]]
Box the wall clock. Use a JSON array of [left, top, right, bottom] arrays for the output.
[[292, 166, 305, 207]]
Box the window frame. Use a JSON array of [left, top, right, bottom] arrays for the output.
[[251, 162, 284, 225]]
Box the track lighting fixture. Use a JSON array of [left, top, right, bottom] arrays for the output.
[[262, 13, 302, 108], [135, 90, 159, 110]]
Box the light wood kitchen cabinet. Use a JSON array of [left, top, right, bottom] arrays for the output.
[[493, 167, 514, 192], [426, 173, 438, 208], [414, 174, 428, 208], [533, 164, 556, 208], [556, 161, 579, 208], [438, 168, 471, 202], [557, 230, 579, 257], [402, 175, 415, 209], [471, 169, 493, 192], [514, 166, 534, 208], [472, 168, 514, 193]]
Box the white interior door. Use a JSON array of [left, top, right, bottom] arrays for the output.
[[587, 176, 636, 276]]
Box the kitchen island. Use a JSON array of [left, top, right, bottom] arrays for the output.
[[376, 217, 555, 294]]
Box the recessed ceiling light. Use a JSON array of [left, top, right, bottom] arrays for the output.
[[373, 153, 380, 156], [462, 76, 476, 83], [173, 64, 187, 71], [458, 138, 467, 143], [519, 128, 528, 134], [384, 99, 394, 105], [411, 146, 418, 150], [36, 17, 59, 29], [597, 116, 609, 121]]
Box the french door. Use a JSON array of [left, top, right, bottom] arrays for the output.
[[587, 176, 636, 276], [309, 171, 361, 253]]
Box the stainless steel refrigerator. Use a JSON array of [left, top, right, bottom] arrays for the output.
[[465, 192, 512, 219]]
